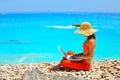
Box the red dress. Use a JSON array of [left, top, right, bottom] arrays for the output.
[[60, 44, 91, 71]]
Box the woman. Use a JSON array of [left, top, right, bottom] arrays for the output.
[[49, 22, 98, 71]]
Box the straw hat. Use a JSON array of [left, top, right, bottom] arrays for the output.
[[75, 22, 98, 36]]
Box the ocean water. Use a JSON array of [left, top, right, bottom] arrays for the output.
[[0, 12, 120, 64]]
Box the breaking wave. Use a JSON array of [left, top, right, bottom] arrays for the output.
[[45, 25, 74, 29]]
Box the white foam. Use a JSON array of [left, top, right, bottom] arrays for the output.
[[17, 52, 54, 63], [18, 56, 26, 63], [45, 25, 116, 29], [45, 25, 74, 29]]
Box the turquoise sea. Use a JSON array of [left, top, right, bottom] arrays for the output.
[[0, 12, 120, 64]]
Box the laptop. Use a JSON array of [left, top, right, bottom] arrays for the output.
[[58, 46, 82, 61]]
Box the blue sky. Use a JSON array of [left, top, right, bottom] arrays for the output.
[[0, 0, 120, 13]]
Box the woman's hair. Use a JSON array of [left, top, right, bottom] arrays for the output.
[[87, 34, 96, 39]]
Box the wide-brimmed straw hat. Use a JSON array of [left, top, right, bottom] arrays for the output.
[[74, 22, 98, 36]]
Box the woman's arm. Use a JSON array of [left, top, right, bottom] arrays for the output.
[[71, 53, 83, 59]]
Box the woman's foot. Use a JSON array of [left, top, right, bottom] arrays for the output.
[[48, 64, 61, 71]]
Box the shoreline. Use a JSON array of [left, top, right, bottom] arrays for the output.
[[0, 59, 120, 80]]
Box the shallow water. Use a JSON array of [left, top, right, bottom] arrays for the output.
[[0, 12, 120, 64]]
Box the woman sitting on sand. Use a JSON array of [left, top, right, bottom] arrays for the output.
[[49, 22, 98, 71]]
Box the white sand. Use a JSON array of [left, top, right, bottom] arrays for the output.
[[0, 59, 120, 80]]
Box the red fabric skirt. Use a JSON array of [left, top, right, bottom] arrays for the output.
[[60, 51, 91, 71]]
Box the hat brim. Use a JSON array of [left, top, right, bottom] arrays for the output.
[[75, 29, 98, 36], [72, 24, 81, 27]]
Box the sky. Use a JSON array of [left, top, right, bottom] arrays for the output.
[[0, 0, 120, 13]]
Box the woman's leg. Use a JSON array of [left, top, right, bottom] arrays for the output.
[[60, 60, 91, 71], [48, 51, 74, 71]]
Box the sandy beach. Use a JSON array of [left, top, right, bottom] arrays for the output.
[[0, 59, 120, 80]]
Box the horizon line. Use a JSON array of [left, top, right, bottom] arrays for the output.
[[0, 11, 120, 14]]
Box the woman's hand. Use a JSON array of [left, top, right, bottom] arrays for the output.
[[71, 55, 77, 59], [71, 54, 83, 59]]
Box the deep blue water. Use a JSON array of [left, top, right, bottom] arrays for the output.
[[0, 12, 120, 64]]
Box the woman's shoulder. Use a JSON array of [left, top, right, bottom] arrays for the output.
[[88, 39, 96, 47], [89, 38, 95, 42]]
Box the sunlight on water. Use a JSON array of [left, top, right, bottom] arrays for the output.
[[0, 13, 120, 64]]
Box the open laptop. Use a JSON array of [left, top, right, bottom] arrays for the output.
[[58, 46, 82, 61]]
